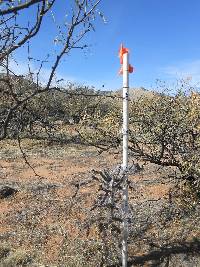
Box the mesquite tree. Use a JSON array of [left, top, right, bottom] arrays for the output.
[[0, 0, 102, 140]]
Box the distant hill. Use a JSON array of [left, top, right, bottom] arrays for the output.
[[117, 87, 157, 100]]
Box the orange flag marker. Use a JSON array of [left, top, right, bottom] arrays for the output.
[[119, 44, 129, 64], [118, 44, 135, 75]]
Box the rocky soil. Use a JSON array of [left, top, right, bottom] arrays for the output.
[[0, 140, 200, 266]]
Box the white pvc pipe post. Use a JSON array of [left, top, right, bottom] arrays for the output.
[[122, 52, 129, 267]]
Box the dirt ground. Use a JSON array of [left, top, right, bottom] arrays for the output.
[[0, 140, 200, 267]]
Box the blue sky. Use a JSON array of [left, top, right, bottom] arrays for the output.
[[12, 0, 200, 90]]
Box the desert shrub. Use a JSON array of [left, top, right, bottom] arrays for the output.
[[82, 84, 200, 195], [0, 248, 31, 267], [128, 89, 199, 194], [0, 76, 115, 141], [0, 244, 11, 260]]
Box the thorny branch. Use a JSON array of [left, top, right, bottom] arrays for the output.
[[0, 0, 102, 140]]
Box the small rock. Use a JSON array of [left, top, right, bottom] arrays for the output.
[[0, 186, 18, 199]]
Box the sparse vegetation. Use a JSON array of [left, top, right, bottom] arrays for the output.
[[0, 79, 200, 266], [1, 140, 200, 266], [0, 244, 31, 267], [0, 1, 200, 266]]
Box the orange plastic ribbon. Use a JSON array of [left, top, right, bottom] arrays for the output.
[[119, 44, 129, 64], [118, 64, 135, 75], [118, 44, 135, 74]]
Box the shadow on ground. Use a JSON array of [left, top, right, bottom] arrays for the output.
[[127, 239, 200, 267]]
